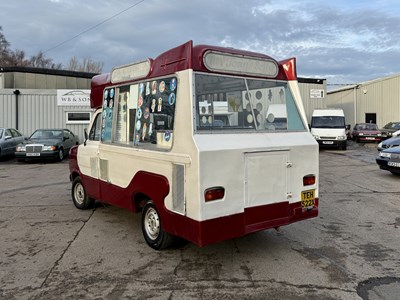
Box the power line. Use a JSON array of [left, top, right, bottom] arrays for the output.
[[43, 0, 146, 54]]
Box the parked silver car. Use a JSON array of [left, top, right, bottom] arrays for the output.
[[377, 136, 400, 151], [0, 128, 25, 158]]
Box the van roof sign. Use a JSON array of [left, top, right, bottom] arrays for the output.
[[203, 50, 279, 77], [111, 59, 151, 83]]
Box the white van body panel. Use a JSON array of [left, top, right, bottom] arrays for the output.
[[311, 109, 347, 149]]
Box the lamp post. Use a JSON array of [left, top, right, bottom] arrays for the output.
[[13, 89, 20, 130]]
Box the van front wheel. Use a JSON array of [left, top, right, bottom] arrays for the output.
[[141, 201, 174, 250], [72, 176, 94, 209]]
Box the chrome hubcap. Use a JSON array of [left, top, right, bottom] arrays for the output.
[[144, 207, 160, 240], [74, 183, 84, 205]]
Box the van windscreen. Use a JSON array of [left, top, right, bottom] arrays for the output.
[[311, 116, 345, 128]]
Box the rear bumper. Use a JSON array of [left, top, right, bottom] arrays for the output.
[[165, 199, 319, 247]]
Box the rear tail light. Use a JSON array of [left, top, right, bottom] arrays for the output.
[[204, 187, 225, 202], [303, 174, 316, 186]]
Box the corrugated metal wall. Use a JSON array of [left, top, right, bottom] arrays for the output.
[[325, 87, 356, 126], [0, 89, 92, 143], [327, 74, 400, 127], [0, 90, 15, 127], [298, 80, 327, 123]]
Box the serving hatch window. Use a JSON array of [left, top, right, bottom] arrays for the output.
[[194, 73, 305, 131], [101, 77, 177, 150]]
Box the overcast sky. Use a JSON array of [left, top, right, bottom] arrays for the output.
[[1, 0, 400, 86]]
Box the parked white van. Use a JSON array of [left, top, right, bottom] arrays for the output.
[[310, 109, 347, 150]]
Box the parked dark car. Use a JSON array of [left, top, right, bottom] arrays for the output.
[[376, 146, 400, 175], [351, 123, 382, 143], [0, 128, 25, 158], [377, 136, 400, 151], [380, 121, 400, 139], [15, 129, 79, 162]]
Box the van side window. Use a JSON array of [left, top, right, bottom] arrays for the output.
[[101, 88, 115, 142], [134, 78, 177, 150], [89, 113, 102, 141], [111, 77, 177, 150], [115, 85, 131, 144]]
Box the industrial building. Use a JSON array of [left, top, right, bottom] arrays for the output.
[[327, 73, 400, 128], [0, 67, 96, 142]]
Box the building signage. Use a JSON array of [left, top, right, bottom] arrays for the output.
[[310, 89, 325, 99], [57, 89, 91, 106]]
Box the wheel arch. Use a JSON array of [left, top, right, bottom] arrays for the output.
[[70, 170, 81, 182], [129, 171, 170, 214]]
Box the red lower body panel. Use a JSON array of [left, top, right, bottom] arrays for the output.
[[73, 172, 318, 247], [168, 200, 318, 247]]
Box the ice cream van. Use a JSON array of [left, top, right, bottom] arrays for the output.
[[68, 41, 319, 250]]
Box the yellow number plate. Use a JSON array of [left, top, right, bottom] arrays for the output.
[[301, 189, 315, 208]]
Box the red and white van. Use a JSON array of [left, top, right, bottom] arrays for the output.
[[69, 41, 319, 250]]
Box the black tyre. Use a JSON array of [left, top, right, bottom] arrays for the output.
[[141, 201, 174, 250], [56, 148, 64, 161], [71, 176, 94, 209]]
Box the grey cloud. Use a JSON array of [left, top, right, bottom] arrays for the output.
[[1, 0, 399, 84]]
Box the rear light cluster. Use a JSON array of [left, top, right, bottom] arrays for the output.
[[303, 174, 316, 186], [204, 176, 315, 202], [204, 187, 225, 202]]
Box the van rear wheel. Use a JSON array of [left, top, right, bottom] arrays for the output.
[[141, 201, 174, 250]]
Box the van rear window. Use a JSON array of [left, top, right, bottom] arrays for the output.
[[194, 73, 305, 132]]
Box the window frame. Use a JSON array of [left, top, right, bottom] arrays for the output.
[[66, 111, 92, 125]]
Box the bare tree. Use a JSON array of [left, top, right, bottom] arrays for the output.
[[67, 56, 103, 73], [1, 27, 103, 72], [8, 49, 30, 67], [29, 51, 62, 69], [0, 26, 11, 65]]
